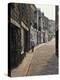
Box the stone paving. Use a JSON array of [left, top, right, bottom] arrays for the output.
[[27, 38, 58, 76], [11, 38, 58, 77], [39, 54, 58, 75]]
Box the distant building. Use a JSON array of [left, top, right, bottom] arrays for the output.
[[37, 9, 41, 44], [43, 16, 49, 42], [40, 12, 44, 43], [48, 20, 55, 40]]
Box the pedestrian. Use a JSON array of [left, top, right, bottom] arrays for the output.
[[31, 40, 35, 52]]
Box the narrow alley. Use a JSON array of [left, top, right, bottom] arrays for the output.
[[8, 4, 58, 77]]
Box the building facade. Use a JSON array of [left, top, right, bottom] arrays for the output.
[[37, 9, 41, 44], [30, 5, 37, 48], [48, 20, 55, 40], [8, 3, 35, 69], [8, 3, 22, 68]]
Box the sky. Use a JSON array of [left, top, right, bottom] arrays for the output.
[[35, 4, 55, 20]]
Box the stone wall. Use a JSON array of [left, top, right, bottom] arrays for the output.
[[8, 3, 36, 69]]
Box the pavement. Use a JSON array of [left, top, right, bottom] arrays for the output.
[[11, 38, 58, 77], [39, 54, 58, 75]]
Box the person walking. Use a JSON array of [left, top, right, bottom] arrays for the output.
[[31, 40, 35, 52]]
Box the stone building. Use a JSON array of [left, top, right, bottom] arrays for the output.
[[30, 26, 37, 47], [40, 12, 49, 43], [43, 16, 49, 42], [36, 9, 41, 44], [20, 4, 31, 53], [48, 20, 55, 40], [8, 3, 36, 69], [8, 3, 22, 69], [40, 12, 44, 43], [30, 8, 42, 46], [30, 5, 38, 48]]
